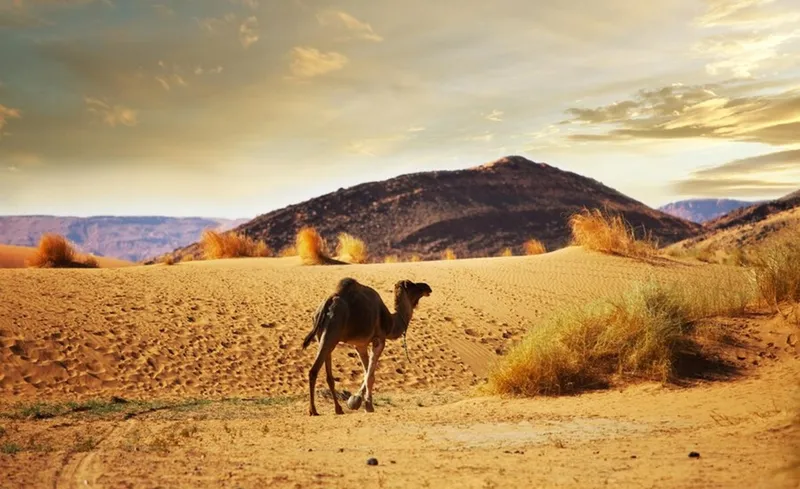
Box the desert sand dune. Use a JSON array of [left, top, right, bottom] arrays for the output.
[[0, 247, 748, 402], [0, 247, 798, 489]]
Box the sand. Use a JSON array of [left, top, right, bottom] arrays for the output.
[[0, 244, 134, 269], [0, 247, 798, 488]]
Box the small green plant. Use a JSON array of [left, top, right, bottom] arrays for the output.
[[1, 442, 22, 455]]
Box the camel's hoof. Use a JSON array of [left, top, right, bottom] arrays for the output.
[[364, 401, 374, 413], [347, 395, 363, 411], [309, 409, 319, 416], [335, 405, 344, 415]]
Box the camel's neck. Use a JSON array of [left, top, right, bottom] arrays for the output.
[[390, 294, 414, 339]]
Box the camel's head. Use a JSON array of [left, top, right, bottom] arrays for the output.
[[394, 280, 432, 308]]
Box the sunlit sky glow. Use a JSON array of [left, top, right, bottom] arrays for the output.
[[1, 0, 799, 218]]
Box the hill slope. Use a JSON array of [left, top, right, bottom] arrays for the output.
[[0, 216, 247, 262], [165, 156, 701, 262], [658, 199, 757, 223], [667, 189, 800, 255]]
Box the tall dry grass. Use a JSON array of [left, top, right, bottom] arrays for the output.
[[524, 239, 547, 255], [486, 274, 757, 397], [335, 233, 368, 264], [383, 255, 399, 263], [296, 227, 328, 265], [443, 248, 457, 260], [26, 234, 98, 268], [200, 230, 271, 259], [747, 227, 800, 315], [499, 247, 513, 257], [569, 208, 656, 258], [409, 254, 422, 262]]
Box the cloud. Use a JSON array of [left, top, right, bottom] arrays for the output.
[[289, 47, 348, 78], [674, 148, 800, 197], [196, 13, 237, 34], [85, 97, 138, 127], [152, 4, 174, 17], [694, 0, 799, 27], [239, 15, 259, 48], [694, 29, 800, 78], [563, 82, 800, 146], [0, 104, 21, 134], [485, 109, 503, 122], [0, 5, 50, 27], [316, 10, 383, 42]]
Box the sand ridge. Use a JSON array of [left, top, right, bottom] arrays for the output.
[[0, 247, 747, 404]]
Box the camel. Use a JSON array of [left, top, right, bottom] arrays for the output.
[[301, 277, 432, 416]]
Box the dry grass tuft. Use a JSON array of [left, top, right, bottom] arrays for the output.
[[443, 248, 457, 261], [335, 233, 368, 264], [499, 247, 513, 257], [181, 255, 194, 262], [279, 245, 297, 257], [383, 255, 399, 264], [486, 275, 756, 397], [296, 227, 329, 265], [747, 227, 800, 314], [409, 254, 422, 262], [26, 234, 98, 268], [161, 255, 177, 266], [569, 208, 656, 258], [200, 230, 271, 260], [524, 239, 547, 256]]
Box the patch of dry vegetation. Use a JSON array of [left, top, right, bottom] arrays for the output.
[[409, 254, 422, 262], [524, 239, 547, 255], [296, 227, 329, 265], [25, 234, 99, 268], [499, 247, 513, 257], [569, 208, 656, 258], [443, 248, 457, 260], [747, 227, 800, 315], [335, 233, 368, 264], [279, 245, 297, 257], [383, 255, 399, 264], [200, 230, 271, 259], [487, 275, 757, 397]]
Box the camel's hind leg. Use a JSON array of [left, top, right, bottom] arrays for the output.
[[308, 328, 342, 416], [325, 355, 344, 415]]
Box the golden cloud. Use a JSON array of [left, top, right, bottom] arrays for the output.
[[316, 9, 383, 42], [675, 148, 800, 197], [289, 47, 348, 78], [239, 15, 259, 48], [0, 103, 21, 133], [564, 83, 800, 146], [84, 97, 138, 127]]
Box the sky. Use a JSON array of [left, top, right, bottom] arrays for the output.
[[1, 0, 799, 218]]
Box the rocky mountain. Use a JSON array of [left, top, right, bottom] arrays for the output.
[[0, 216, 248, 262], [165, 156, 702, 262], [658, 199, 757, 223]]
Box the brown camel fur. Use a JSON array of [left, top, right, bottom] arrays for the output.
[[301, 277, 432, 416]]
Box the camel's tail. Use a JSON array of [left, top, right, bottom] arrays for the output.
[[302, 295, 336, 350]]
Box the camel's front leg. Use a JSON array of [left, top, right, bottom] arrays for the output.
[[347, 345, 370, 411], [364, 339, 385, 413]]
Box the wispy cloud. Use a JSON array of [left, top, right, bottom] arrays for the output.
[[563, 82, 800, 146], [485, 109, 504, 122], [0, 104, 21, 134], [316, 10, 383, 42], [674, 148, 800, 196], [85, 97, 138, 127], [694, 29, 800, 78], [239, 16, 259, 48], [289, 47, 348, 79]]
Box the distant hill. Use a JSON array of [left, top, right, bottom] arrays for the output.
[[164, 155, 701, 262], [658, 199, 757, 223], [667, 189, 800, 256], [0, 216, 248, 262], [704, 190, 800, 232]]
